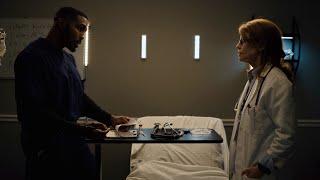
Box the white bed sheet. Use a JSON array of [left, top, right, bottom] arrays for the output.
[[127, 116, 229, 180], [127, 160, 228, 180]]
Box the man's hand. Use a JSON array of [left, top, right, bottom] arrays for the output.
[[89, 121, 108, 130], [77, 120, 109, 139], [241, 165, 264, 179], [111, 115, 130, 127]]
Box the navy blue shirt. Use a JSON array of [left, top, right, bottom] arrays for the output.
[[15, 38, 111, 154]]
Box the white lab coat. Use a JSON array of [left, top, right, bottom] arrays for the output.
[[229, 64, 296, 180]]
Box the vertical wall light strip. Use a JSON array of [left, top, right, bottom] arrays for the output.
[[194, 35, 200, 60], [141, 34, 147, 59], [84, 27, 89, 66]]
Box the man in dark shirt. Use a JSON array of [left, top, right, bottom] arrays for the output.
[[14, 7, 129, 180]]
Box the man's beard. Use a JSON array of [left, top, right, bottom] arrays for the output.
[[64, 25, 78, 52], [66, 41, 77, 52]]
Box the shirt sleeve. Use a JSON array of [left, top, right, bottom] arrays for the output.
[[81, 93, 113, 126]]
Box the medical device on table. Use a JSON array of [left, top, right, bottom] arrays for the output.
[[151, 122, 184, 139]]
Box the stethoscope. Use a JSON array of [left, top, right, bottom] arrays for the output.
[[234, 66, 274, 112], [232, 66, 274, 141], [254, 66, 274, 106]]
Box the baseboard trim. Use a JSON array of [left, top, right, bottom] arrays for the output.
[[221, 119, 320, 128], [0, 114, 18, 122], [1, 114, 319, 127]]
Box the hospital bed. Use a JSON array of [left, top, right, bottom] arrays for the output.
[[126, 116, 229, 180]]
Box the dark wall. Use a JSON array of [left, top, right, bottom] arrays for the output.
[[0, 0, 320, 179], [0, 0, 319, 119]]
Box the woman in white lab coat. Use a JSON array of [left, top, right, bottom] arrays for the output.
[[229, 18, 296, 180]]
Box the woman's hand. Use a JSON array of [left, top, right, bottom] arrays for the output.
[[241, 165, 264, 179]]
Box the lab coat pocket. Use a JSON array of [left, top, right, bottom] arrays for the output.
[[247, 105, 267, 135]]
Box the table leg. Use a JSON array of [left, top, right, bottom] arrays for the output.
[[95, 144, 101, 180]]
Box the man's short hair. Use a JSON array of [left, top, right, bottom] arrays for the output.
[[54, 7, 88, 22]]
